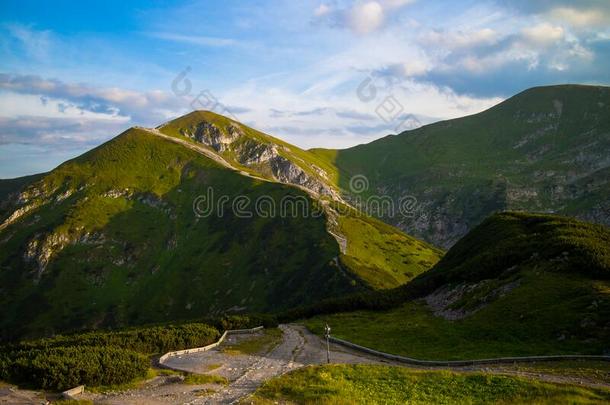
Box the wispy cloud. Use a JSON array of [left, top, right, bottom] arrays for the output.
[[312, 0, 417, 34], [149, 32, 241, 47], [2, 23, 53, 60], [0, 73, 187, 123]]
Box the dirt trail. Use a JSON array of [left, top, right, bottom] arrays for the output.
[[168, 324, 388, 404]]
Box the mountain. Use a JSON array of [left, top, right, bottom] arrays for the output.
[[306, 212, 610, 359], [3, 84, 608, 340], [311, 85, 610, 248], [0, 116, 440, 340]]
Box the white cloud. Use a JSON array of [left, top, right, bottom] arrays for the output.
[[381, 61, 429, 77], [313, 0, 416, 34], [0, 92, 129, 122], [522, 23, 564, 45], [549, 7, 610, 27], [348, 2, 385, 34], [218, 58, 502, 149], [0, 91, 131, 149], [380, 0, 416, 8], [0, 73, 187, 123], [314, 4, 331, 17], [420, 28, 499, 49]]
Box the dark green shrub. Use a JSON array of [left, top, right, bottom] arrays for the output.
[[8, 323, 219, 355], [4, 346, 148, 391], [203, 313, 278, 331]]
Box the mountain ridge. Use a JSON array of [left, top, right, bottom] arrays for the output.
[[311, 84, 610, 247]]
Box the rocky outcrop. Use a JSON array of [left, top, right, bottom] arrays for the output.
[[24, 232, 69, 276], [425, 278, 521, 320], [182, 122, 243, 152], [269, 155, 338, 198], [0, 182, 62, 231], [0, 202, 40, 231], [24, 231, 105, 276], [179, 121, 341, 200]]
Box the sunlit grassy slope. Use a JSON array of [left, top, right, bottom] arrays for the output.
[[248, 364, 610, 404], [335, 206, 441, 289]]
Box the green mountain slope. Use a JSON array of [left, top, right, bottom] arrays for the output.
[[0, 122, 440, 340], [312, 85, 610, 248], [153, 111, 442, 288], [307, 212, 610, 359]]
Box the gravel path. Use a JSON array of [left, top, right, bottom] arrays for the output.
[[0, 386, 48, 405], [180, 324, 389, 404]]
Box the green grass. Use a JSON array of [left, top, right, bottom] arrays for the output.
[[183, 372, 228, 385], [202, 363, 222, 372], [336, 208, 442, 289], [86, 368, 228, 392], [193, 387, 219, 396], [221, 328, 283, 356], [495, 361, 610, 385], [0, 115, 443, 339], [424, 212, 610, 283], [246, 364, 610, 404]]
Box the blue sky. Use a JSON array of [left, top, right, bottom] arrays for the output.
[[1, 0, 609, 178]]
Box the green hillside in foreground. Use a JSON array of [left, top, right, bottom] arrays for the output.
[[312, 85, 610, 248], [306, 212, 610, 359], [249, 364, 610, 404], [0, 126, 440, 340]]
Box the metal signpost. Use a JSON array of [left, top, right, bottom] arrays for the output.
[[324, 324, 331, 364]]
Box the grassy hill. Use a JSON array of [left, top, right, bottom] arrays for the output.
[[312, 85, 610, 248], [306, 212, 610, 359], [0, 123, 440, 340]]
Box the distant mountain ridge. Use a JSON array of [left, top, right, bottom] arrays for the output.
[[312, 84, 610, 247]]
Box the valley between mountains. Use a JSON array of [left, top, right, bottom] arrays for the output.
[[0, 84, 609, 403]]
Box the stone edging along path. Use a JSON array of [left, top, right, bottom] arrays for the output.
[[158, 325, 264, 366], [329, 335, 610, 367]]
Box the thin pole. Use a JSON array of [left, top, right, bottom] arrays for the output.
[[324, 323, 331, 364]]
